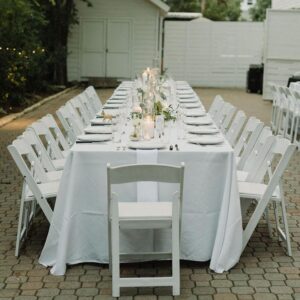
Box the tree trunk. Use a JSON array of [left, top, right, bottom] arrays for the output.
[[201, 0, 206, 15]]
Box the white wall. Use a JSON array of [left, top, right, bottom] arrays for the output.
[[272, 0, 300, 9], [68, 0, 161, 81], [263, 9, 300, 99], [164, 20, 264, 88]]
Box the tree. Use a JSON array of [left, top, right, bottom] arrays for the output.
[[164, 0, 241, 21], [0, 0, 47, 108], [249, 0, 271, 21], [202, 0, 241, 21], [40, 0, 92, 85]]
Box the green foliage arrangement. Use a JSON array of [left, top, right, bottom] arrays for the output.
[[250, 0, 271, 21]]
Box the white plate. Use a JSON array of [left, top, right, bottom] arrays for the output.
[[84, 126, 112, 134], [77, 134, 112, 142], [188, 127, 219, 134], [188, 136, 224, 145], [127, 140, 166, 150], [184, 117, 213, 126], [91, 118, 113, 126], [179, 95, 196, 99], [110, 95, 127, 100], [103, 104, 121, 109], [178, 98, 198, 103], [181, 103, 201, 109], [183, 110, 206, 117], [114, 91, 128, 96], [177, 90, 194, 95], [107, 100, 125, 104]]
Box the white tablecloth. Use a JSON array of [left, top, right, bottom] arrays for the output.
[[39, 124, 242, 275]]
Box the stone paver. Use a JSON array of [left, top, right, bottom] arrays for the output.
[[0, 87, 299, 299]]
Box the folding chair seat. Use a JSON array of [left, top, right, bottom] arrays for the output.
[[239, 136, 296, 256], [234, 117, 263, 169], [40, 114, 71, 150], [226, 110, 247, 146], [107, 163, 185, 297], [8, 138, 60, 256], [208, 95, 224, 120]]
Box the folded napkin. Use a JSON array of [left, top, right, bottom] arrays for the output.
[[136, 149, 158, 202]]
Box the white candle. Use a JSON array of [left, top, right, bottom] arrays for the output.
[[143, 116, 154, 140]]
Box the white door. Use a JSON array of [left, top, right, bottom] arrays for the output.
[[81, 20, 106, 77], [106, 20, 132, 78]]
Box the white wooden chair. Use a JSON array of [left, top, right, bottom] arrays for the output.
[[29, 121, 66, 160], [69, 95, 91, 126], [214, 102, 236, 132], [269, 83, 281, 135], [239, 136, 296, 256], [208, 95, 224, 120], [8, 138, 59, 256], [40, 114, 71, 154], [78, 93, 96, 119], [237, 127, 275, 182], [107, 163, 185, 297], [84, 86, 103, 112], [23, 128, 65, 171], [65, 102, 86, 131], [56, 106, 82, 143], [282, 87, 295, 141], [291, 90, 300, 149], [226, 110, 247, 146], [277, 86, 291, 138], [235, 117, 263, 169]]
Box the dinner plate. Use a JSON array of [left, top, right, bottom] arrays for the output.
[[181, 103, 201, 109], [177, 90, 194, 95], [107, 100, 125, 104], [114, 91, 128, 96], [110, 95, 127, 100], [184, 117, 213, 126], [188, 127, 219, 135], [183, 110, 206, 117], [179, 95, 196, 99], [178, 98, 199, 103], [127, 140, 166, 150], [91, 118, 113, 126], [188, 136, 224, 145], [84, 126, 112, 134], [77, 134, 112, 142], [103, 103, 121, 109]]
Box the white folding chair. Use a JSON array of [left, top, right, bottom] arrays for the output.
[[237, 127, 275, 182], [56, 106, 82, 143], [107, 163, 185, 297], [69, 95, 91, 126], [22, 127, 65, 172], [269, 83, 281, 135], [208, 95, 224, 120], [84, 86, 103, 112], [290, 90, 300, 148], [277, 86, 291, 138], [235, 117, 263, 169], [239, 136, 296, 256], [282, 87, 295, 141], [226, 110, 247, 146], [8, 138, 59, 256], [79, 93, 96, 119], [40, 114, 71, 154], [214, 102, 236, 132], [29, 121, 66, 160], [21, 130, 63, 180], [65, 102, 86, 131]]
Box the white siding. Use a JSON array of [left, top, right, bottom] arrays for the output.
[[272, 0, 300, 9], [263, 10, 300, 99], [164, 20, 264, 88], [68, 0, 161, 81]]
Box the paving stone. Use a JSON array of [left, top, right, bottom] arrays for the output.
[[0, 88, 300, 300]]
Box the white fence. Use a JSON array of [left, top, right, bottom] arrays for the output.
[[163, 20, 264, 89], [263, 9, 300, 99]]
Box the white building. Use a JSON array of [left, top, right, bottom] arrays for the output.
[[67, 0, 169, 82], [272, 0, 300, 9]]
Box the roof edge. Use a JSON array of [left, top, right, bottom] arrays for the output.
[[149, 0, 170, 13]]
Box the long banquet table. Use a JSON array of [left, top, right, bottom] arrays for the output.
[[39, 82, 243, 275]]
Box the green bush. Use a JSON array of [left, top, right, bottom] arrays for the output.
[[0, 0, 47, 111]]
